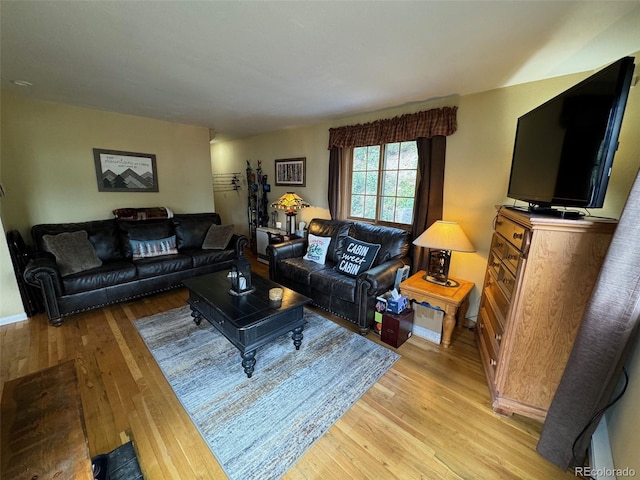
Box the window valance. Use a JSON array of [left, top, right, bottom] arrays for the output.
[[328, 106, 457, 149]]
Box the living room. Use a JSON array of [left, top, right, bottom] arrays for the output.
[[2, 2, 640, 478]]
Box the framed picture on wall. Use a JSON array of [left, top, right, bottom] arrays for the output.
[[93, 149, 159, 192], [274, 157, 306, 187]]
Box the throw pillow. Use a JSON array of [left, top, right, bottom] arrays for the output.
[[303, 234, 332, 265], [202, 224, 235, 250], [130, 235, 178, 259], [336, 236, 381, 277], [42, 230, 103, 276]]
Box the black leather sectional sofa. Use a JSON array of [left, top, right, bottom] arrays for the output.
[[267, 218, 411, 334], [23, 213, 246, 325]]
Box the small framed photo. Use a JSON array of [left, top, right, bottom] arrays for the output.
[[93, 149, 159, 192], [275, 158, 305, 187]]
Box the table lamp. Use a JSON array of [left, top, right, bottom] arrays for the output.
[[413, 220, 475, 287], [271, 192, 309, 235]]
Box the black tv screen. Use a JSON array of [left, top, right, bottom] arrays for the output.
[[507, 56, 635, 211]]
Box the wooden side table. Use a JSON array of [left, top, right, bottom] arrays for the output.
[[399, 271, 474, 348]]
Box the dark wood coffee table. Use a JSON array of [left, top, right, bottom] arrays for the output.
[[182, 271, 311, 378]]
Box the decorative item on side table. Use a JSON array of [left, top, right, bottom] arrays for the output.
[[229, 255, 255, 296], [412, 220, 475, 287], [271, 192, 310, 235]]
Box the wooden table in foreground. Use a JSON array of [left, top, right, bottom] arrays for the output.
[[1, 360, 93, 480], [399, 271, 474, 348]]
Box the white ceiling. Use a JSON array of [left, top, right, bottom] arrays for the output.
[[2, 1, 640, 141]]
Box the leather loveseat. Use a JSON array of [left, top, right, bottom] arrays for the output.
[[23, 213, 247, 325], [267, 218, 411, 334]]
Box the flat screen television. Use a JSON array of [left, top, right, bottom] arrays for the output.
[[506, 56, 635, 217]]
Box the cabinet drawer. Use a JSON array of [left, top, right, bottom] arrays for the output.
[[480, 305, 503, 353], [495, 215, 527, 251], [503, 242, 521, 275], [478, 315, 499, 375], [485, 271, 510, 320], [488, 251, 502, 278], [496, 263, 516, 299], [481, 293, 504, 342]]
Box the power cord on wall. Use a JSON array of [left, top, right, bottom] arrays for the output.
[[572, 367, 629, 479]]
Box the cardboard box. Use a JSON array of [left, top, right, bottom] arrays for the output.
[[413, 301, 444, 344]]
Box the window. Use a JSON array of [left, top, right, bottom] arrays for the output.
[[348, 141, 418, 226]]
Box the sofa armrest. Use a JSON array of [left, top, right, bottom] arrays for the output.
[[23, 254, 64, 324], [357, 257, 410, 296], [267, 238, 307, 280]]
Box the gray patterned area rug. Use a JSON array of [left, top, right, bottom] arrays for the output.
[[135, 305, 399, 480]]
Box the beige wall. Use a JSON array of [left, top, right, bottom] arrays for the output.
[[0, 92, 215, 321], [211, 63, 640, 469], [1, 92, 215, 238]]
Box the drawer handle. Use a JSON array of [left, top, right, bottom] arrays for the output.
[[513, 232, 523, 240], [491, 262, 500, 268], [496, 242, 504, 249], [502, 278, 512, 285], [507, 254, 518, 260], [494, 334, 502, 341], [490, 359, 497, 366]]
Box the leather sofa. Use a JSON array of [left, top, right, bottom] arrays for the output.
[[23, 213, 247, 325], [267, 218, 411, 334]]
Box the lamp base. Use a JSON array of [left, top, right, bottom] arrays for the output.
[[423, 274, 460, 288]]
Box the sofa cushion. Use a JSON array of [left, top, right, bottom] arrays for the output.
[[336, 236, 381, 277], [302, 234, 332, 264], [118, 219, 174, 258], [130, 235, 178, 259], [62, 261, 137, 295], [307, 219, 353, 264], [351, 222, 410, 267], [42, 231, 103, 276], [278, 257, 327, 286], [184, 248, 236, 268], [309, 268, 357, 302], [202, 224, 234, 250], [172, 213, 222, 250], [32, 220, 123, 262], [134, 254, 193, 279]]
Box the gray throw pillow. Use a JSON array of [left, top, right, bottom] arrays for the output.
[[202, 224, 235, 250], [42, 230, 103, 276]]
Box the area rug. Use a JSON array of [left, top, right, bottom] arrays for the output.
[[134, 305, 399, 480]]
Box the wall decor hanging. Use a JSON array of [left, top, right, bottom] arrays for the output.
[[93, 148, 159, 192], [275, 157, 305, 187]]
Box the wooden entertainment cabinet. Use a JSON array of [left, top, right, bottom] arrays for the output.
[[476, 206, 616, 421]]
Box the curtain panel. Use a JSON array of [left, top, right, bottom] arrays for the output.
[[328, 106, 457, 149]]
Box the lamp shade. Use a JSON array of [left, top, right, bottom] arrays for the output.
[[271, 192, 310, 212], [413, 221, 475, 252]]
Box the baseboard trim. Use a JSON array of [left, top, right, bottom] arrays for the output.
[[589, 415, 616, 480], [0, 311, 28, 326]]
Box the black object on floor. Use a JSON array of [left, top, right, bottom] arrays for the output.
[[92, 441, 143, 480]]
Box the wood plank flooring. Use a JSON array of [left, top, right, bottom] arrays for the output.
[[0, 256, 575, 479]]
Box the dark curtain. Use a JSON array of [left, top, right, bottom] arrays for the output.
[[328, 147, 342, 220], [537, 167, 640, 469], [411, 136, 446, 272]]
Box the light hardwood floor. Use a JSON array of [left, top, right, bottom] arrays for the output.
[[1, 256, 575, 479]]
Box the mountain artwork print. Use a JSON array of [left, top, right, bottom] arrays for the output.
[[93, 149, 159, 192]]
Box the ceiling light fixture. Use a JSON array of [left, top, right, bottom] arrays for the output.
[[11, 80, 33, 87]]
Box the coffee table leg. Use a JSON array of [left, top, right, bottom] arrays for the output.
[[190, 309, 202, 326], [241, 350, 256, 378], [291, 325, 304, 350]]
